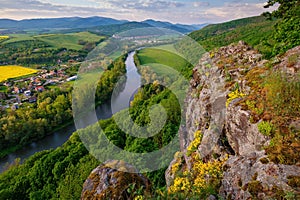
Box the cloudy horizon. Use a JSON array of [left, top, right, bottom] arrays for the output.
[[0, 0, 278, 24]]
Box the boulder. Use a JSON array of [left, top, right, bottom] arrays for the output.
[[81, 160, 150, 200]]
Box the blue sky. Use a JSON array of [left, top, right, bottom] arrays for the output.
[[0, 0, 277, 24]]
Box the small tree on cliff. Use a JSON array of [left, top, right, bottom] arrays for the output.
[[264, 0, 300, 55]]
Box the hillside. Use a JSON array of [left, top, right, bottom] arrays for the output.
[[189, 16, 277, 58]]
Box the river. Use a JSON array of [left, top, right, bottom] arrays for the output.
[[0, 51, 141, 173]]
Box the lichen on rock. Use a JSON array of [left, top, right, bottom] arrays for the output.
[[166, 41, 300, 199], [81, 160, 150, 200]]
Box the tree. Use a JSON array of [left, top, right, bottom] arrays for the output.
[[264, 0, 299, 18], [264, 0, 300, 54]]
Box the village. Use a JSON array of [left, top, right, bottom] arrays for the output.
[[0, 65, 78, 110]]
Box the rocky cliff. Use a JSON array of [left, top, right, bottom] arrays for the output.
[[82, 42, 300, 199], [166, 42, 300, 199]]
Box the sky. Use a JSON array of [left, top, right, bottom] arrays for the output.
[[0, 0, 278, 24]]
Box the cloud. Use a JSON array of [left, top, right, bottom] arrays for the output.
[[107, 0, 184, 11], [0, 0, 279, 24], [0, 0, 116, 19], [193, 2, 210, 8]]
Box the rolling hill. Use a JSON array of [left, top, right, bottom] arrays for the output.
[[0, 17, 206, 34], [189, 15, 277, 57]]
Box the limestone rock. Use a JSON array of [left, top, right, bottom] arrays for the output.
[[167, 42, 300, 199], [274, 46, 300, 75], [220, 155, 300, 200], [225, 105, 269, 156], [81, 160, 150, 200]]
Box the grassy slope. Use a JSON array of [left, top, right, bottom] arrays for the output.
[[1, 32, 105, 50], [2, 34, 35, 44], [34, 32, 105, 50], [189, 16, 277, 57], [137, 47, 190, 77]]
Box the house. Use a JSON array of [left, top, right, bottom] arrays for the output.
[[14, 87, 20, 94], [29, 96, 37, 103], [11, 103, 19, 110], [35, 86, 45, 92], [67, 75, 78, 82], [4, 82, 12, 87], [24, 90, 31, 96]]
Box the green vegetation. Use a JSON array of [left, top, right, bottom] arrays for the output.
[[189, 16, 277, 58], [34, 32, 105, 50], [0, 79, 182, 198], [190, 0, 300, 58], [240, 65, 300, 166], [0, 56, 127, 158], [136, 47, 193, 79], [0, 32, 105, 66], [1, 1, 299, 199], [266, 0, 300, 55], [2, 34, 34, 44], [258, 121, 275, 136], [0, 133, 99, 199], [0, 85, 8, 93]]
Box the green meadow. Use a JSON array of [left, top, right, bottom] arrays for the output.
[[34, 32, 105, 50], [2, 32, 105, 50], [137, 47, 189, 72]]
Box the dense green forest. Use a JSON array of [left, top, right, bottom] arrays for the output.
[[0, 80, 182, 199]]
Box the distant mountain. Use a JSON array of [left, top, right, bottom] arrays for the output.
[[0, 17, 207, 34], [141, 19, 208, 33], [88, 22, 153, 36], [0, 16, 127, 30]]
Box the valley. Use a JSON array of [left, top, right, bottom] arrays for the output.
[[0, 1, 299, 199]]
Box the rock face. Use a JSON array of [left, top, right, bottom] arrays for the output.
[[166, 42, 300, 199], [221, 155, 300, 199], [81, 160, 150, 200]]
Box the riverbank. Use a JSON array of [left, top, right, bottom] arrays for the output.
[[0, 120, 75, 159], [0, 51, 141, 173]]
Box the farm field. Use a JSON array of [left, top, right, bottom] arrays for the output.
[[0, 36, 9, 42], [2, 34, 34, 44], [0, 65, 38, 82], [34, 32, 105, 50], [136, 47, 191, 76], [1, 32, 105, 50]]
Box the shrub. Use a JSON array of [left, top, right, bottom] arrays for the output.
[[264, 72, 300, 117], [258, 121, 275, 136], [187, 130, 203, 156]]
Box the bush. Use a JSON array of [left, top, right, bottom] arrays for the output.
[[258, 121, 275, 136]]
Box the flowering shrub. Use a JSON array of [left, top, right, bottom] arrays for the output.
[[167, 128, 228, 198], [226, 89, 246, 107], [169, 150, 227, 198], [187, 130, 203, 156]]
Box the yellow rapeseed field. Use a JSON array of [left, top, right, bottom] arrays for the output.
[[0, 36, 9, 41], [0, 65, 38, 82]]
